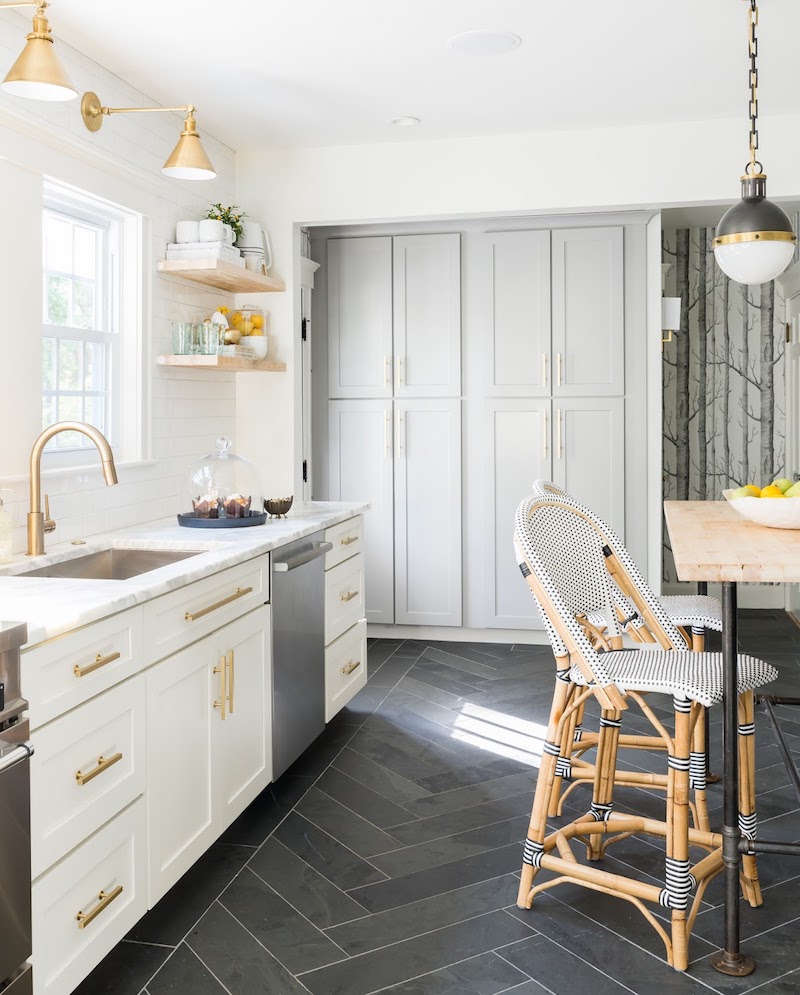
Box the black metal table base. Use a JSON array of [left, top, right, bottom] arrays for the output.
[[755, 695, 800, 804]]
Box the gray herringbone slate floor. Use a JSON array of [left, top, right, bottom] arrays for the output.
[[76, 612, 800, 995]]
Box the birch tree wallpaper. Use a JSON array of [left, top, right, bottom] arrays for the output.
[[662, 227, 786, 584]]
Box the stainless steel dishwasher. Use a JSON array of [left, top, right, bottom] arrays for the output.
[[271, 531, 332, 779]]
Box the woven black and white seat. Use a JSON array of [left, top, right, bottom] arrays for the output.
[[514, 492, 777, 971]]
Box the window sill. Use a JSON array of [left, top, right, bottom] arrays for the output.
[[40, 458, 158, 478]]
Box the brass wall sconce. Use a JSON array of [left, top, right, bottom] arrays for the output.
[[81, 91, 217, 181], [0, 1, 76, 101]]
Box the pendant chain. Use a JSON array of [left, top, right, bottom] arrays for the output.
[[747, 0, 759, 174]]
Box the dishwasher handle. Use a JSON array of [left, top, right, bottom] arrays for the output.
[[273, 541, 333, 572], [0, 742, 32, 775]]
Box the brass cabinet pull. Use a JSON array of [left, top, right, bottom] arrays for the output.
[[542, 352, 548, 387], [340, 590, 359, 603], [226, 650, 234, 714], [341, 659, 361, 676], [556, 352, 563, 387], [557, 408, 563, 460], [76, 885, 123, 929], [542, 407, 548, 460], [214, 655, 227, 720], [340, 536, 358, 546], [73, 651, 121, 678], [185, 586, 253, 622], [75, 752, 122, 786]]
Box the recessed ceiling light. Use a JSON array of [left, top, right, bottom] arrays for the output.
[[447, 30, 522, 56], [391, 116, 421, 127]]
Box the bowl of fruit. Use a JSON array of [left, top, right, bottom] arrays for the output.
[[723, 478, 800, 529]]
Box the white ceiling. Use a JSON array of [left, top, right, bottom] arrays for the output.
[[45, 0, 800, 151]]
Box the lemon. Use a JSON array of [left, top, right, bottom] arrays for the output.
[[240, 319, 254, 336], [250, 314, 264, 330], [760, 484, 785, 498]]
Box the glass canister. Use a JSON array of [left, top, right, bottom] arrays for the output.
[[228, 304, 266, 339], [187, 437, 264, 519]]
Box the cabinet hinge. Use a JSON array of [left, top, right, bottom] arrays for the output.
[[302, 459, 308, 483], [301, 318, 308, 341]]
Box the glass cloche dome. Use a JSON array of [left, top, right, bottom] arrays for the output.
[[187, 437, 263, 519]]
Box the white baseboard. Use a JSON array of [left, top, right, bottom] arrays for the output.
[[366, 624, 550, 645]]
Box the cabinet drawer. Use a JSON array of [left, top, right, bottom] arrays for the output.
[[324, 516, 364, 570], [23, 608, 143, 730], [32, 799, 147, 995], [31, 677, 145, 879], [325, 618, 367, 722], [142, 554, 269, 664], [325, 553, 364, 644]]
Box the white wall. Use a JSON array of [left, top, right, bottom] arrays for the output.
[[0, 10, 237, 552], [236, 112, 800, 497]]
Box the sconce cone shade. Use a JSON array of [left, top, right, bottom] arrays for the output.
[[713, 174, 796, 285], [161, 114, 216, 181], [661, 297, 681, 332], [1, 8, 77, 102]]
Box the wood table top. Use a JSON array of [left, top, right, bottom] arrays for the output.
[[664, 500, 800, 583]]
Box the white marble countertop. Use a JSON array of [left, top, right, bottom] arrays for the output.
[[0, 501, 368, 648]]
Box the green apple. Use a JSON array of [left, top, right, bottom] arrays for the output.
[[772, 478, 793, 493], [731, 486, 754, 499], [786, 481, 800, 498]]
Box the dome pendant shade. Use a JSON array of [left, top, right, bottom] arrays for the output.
[[1, 9, 77, 102], [713, 174, 796, 284], [161, 114, 216, 181]]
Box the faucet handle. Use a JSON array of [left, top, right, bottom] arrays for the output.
[[44, 494, 56, 534]]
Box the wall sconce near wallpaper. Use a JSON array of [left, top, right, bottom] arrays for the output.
[[0, 1, 76, 101]]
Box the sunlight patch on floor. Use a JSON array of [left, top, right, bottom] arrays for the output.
[[450, 701, 547, 767]]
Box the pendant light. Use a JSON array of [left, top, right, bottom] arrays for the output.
[[713, 0, 796, 285], [81, 92, 217, 181], [0, 2, 76, 102]]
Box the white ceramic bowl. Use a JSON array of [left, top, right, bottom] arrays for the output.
[[236, 337, 268, 360], [723, 488, 800, 529]]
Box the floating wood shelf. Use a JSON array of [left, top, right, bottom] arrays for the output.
[[156, 258, 285, 293], [157, 354, 287, 373]]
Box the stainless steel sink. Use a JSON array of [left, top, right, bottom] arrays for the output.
[[21, 548, 200, 581]]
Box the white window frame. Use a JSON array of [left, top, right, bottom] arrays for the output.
[[42, 180, 144, 468]]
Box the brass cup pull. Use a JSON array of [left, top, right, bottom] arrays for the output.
[[340, 536, 358, 546], [185, 586, 253, 622], [76, 885, 123, 929], [75, 752, 123, 786], [214, 655, 227, 720], [74, 651, 121, 678], [340, 590, 359, 603], [341, 659, 361, 676]]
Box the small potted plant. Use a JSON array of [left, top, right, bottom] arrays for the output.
[[205, 203, 246, 245]]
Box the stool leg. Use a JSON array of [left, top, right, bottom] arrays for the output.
[[667, 701, 693, 972], [738, 690, 762, 908], [586, 708, 621, 860], [691, 706, 710, 833], [548, 658, 575, 819]]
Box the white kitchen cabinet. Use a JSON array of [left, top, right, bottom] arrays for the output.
[[328, 236, 393, 398], [394, 399, 462, 626], [552, 226, 624, 397], [146, 605, 271, 903], [478, 230, 551, 396], [393, 233, 461, 397], [483, 399, 552, 629], [328, 399, 394, 623], [552, 397, 625, 536]]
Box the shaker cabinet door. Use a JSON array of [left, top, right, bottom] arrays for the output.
[[483, 399, 552, 629], [393, 233, 461, 397], [477, 230, 551, 396], [328, 236, 393, 398], [329, 399, 395, 623], [552, 226, 624, 397]]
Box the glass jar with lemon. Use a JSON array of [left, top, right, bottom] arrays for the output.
[[228, 305, 268, 360]]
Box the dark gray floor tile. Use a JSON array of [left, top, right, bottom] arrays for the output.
[[498, 933, 639, 995], [493, 983, 552, 995], [326, 873, 521, 955], [410, 658, 492, 695], [744, 967, 800, 993], [689, 917, 800, 994], [248, 836, 368, 928], [127, 843, 252, 945], [347, 729, 449, 783], [286, 721, 360, 778], [296, 786, 402, 856], [422, 646, 512, 681], [693, 877, 800, 945], [332, 747, 432, 805], [274, 811, 388, 891], [348, 843, 522, 913], [72, 940, 171, 995], [368, 646, 426, 688], [373, 816, 529, 877], [335, 683, 390, 724], [186, 901, 310, 995], [219, 866, 346, 975], [299, 910, 536, 995], [374, 951, 529, 995], [148, 944, 227, 995], [416, 758, 529, 794], [316, 766, 418, 828], [363, 706, 486, 770], [397, 674, 473, 710], [402, 771, 535, 820], [389, 794, 533, 846], [221, 774, 314, 846]]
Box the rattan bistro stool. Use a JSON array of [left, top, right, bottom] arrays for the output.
[[514, 494, 777, 971]]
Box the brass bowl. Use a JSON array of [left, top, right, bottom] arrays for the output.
[[264, 496, 293, 519]]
